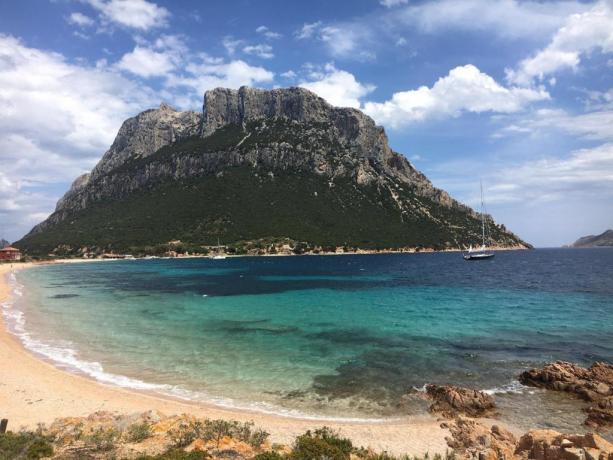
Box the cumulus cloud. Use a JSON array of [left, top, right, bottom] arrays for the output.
[[115, 34, 186, 78], [167, 57, 274, 97], [295, 21, 322, 40], [243, 44, 274, 59], [116, 46, 176, 77], [0, 34, 157, 240], [256, 25, 282, 39], [506, 1, 613, 85], [67, 12, 95, 27], [363, 64, 549, 128], [85, 0, 170, 30], [299, 64, 375, 108]]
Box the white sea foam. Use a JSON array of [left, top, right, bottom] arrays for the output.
[[2, 270, 392, 423], [484, 381, 532, 395]]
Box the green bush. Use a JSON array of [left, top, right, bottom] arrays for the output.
[[83, 426, 119, 451], [0, 431, 53, 460], [252, 452, 285, 460], [127, 421, 153, 443], [135, 449, 210, 460]]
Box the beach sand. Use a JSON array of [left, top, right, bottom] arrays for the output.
[[0, 261, 463, 455]]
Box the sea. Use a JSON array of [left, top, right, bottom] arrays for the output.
[[3, 248, 613, 431]]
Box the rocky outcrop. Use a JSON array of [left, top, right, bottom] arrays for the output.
[[519, 362, 613, 428], [91, 103, 201, 180], [585, 396, 613, 429], [519, 362, 613, 402], [443, 418, 517, 460], [426, 384, 496, 418], [515, 430, 613, 460], [445, 418, 613, 460]]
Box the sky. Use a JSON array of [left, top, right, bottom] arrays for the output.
[[0, 0, 612, 247]]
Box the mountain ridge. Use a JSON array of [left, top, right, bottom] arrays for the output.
[[16, 86, 529, 256], [569, 229, 613, 248]]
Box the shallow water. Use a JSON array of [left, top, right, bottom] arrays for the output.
[[5, 248, 613, 427]]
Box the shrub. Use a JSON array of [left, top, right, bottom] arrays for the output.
[[169, 421, 204, 448], [290, 435, 347, 460], [136, 449, 210, 460], [83, 426, 119, 452], [127, 421, 152, 443], [0, 431, 54, 460], [252, 452, 285, 460]]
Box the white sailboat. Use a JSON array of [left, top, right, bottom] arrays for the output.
[[464, 181, 495, 261], [210, 237, 227, 259]]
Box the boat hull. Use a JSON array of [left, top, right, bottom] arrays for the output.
[[463, 253, 495, 260]]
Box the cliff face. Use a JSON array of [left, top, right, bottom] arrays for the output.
[[18, 86, 528, 254], [570, 229, 613, 247]]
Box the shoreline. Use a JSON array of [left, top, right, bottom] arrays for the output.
[[0, 261, 468, 456]]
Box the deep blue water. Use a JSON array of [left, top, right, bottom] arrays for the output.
[[6, 248, 613, 427]]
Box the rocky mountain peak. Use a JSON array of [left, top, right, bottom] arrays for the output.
[[90, 104, 201, 180], [202, 86, 392, 163]]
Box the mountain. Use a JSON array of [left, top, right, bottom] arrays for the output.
[[16, 86, 529, 256], [0, 239, 9, 249], [570, 229, 613, 248]]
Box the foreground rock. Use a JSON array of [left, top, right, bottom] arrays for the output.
[[426, 384, 496, 418], [515, 429, 613, 460], [443, 418, 516, 460], [445, 418, 613, 460], [519, 361, 613, 428]]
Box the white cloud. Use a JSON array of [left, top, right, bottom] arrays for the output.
[[0, 34, 157, 240], [487, 143, 613, 205], [299, 64, 375, 108], [116, 46, 175, 77], [68, 12, 95, 27], [256, 25, 282, 39], [295, 21, 322, 40], [363, 64, 549, 128], [115, 34, 186, 78], [86, 0, 170, 30], [222, 36, 242, 55], [507, 2, 613, 85], [167, 57, 274, 97], [396, 0, 589, 39], [294, 21, 373, 60], [497, 108, 613, 141], [281, 70, 297, 79], [243, 44, 274, 59], [380, 0, 408, 7]]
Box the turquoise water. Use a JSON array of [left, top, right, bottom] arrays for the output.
[[4, 249, 613, 428]]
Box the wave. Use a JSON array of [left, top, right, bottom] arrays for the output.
[[1, 270, 391, 423]]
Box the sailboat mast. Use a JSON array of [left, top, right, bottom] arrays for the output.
[[480, 180, 486, 248]]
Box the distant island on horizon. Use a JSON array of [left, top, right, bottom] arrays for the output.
[[568, 229, 613, 248], [15, 86, 528, 258]]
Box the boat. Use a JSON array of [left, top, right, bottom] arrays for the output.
[[464, 182, 495, 261], [210, 238, 227, 259]]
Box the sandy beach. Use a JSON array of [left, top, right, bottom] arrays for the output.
[[0, 261, 458, 456]]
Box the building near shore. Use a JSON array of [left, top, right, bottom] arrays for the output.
[[0, 246, 21, 261]]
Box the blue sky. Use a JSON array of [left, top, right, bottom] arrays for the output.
[[0, 0, 612, 246]]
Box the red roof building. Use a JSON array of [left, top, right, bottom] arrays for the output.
[[0, 247, 21, 261]]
